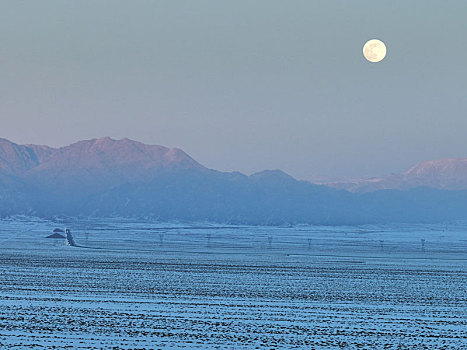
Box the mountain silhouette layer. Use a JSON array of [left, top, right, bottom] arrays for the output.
[[1, 137, 467, 224]]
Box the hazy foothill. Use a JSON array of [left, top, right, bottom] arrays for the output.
[[1, 136, 467, 224]]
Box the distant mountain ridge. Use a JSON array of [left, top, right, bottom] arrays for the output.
[[1, 137, 467, 224], [323, 158, 467, 192], [0, 136, 203, 176], [0, 137, 205, 193]]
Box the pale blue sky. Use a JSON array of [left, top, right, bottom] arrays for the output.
[[1, 1, 466, 179]]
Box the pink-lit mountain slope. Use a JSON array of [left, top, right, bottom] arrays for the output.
[[324, 158, 467, 192], [0, 138, 42, 176], [0, 137, 206, 195]]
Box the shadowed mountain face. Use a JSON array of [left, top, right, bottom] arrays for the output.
[[1, 137, 467, 224], [324, 158, 467, 193], [0, 169, 32, 216]]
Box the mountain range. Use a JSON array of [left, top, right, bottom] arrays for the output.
[[1, 137, 467, 224], [323, 158, 467, 192]]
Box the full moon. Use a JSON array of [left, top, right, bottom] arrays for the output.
[[363, 39, 387, 63]]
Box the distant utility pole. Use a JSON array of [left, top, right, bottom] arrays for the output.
[[159, 232, 164, 246]]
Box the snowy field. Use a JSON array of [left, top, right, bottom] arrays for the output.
[[0, 217, 466, 349]]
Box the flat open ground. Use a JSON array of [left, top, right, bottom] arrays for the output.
[[0, 217, 466, 349]]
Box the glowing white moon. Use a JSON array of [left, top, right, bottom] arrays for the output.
[[363, 39, 386, 63]]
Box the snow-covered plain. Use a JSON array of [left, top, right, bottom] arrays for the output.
[[0, 217, 466, 349]]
